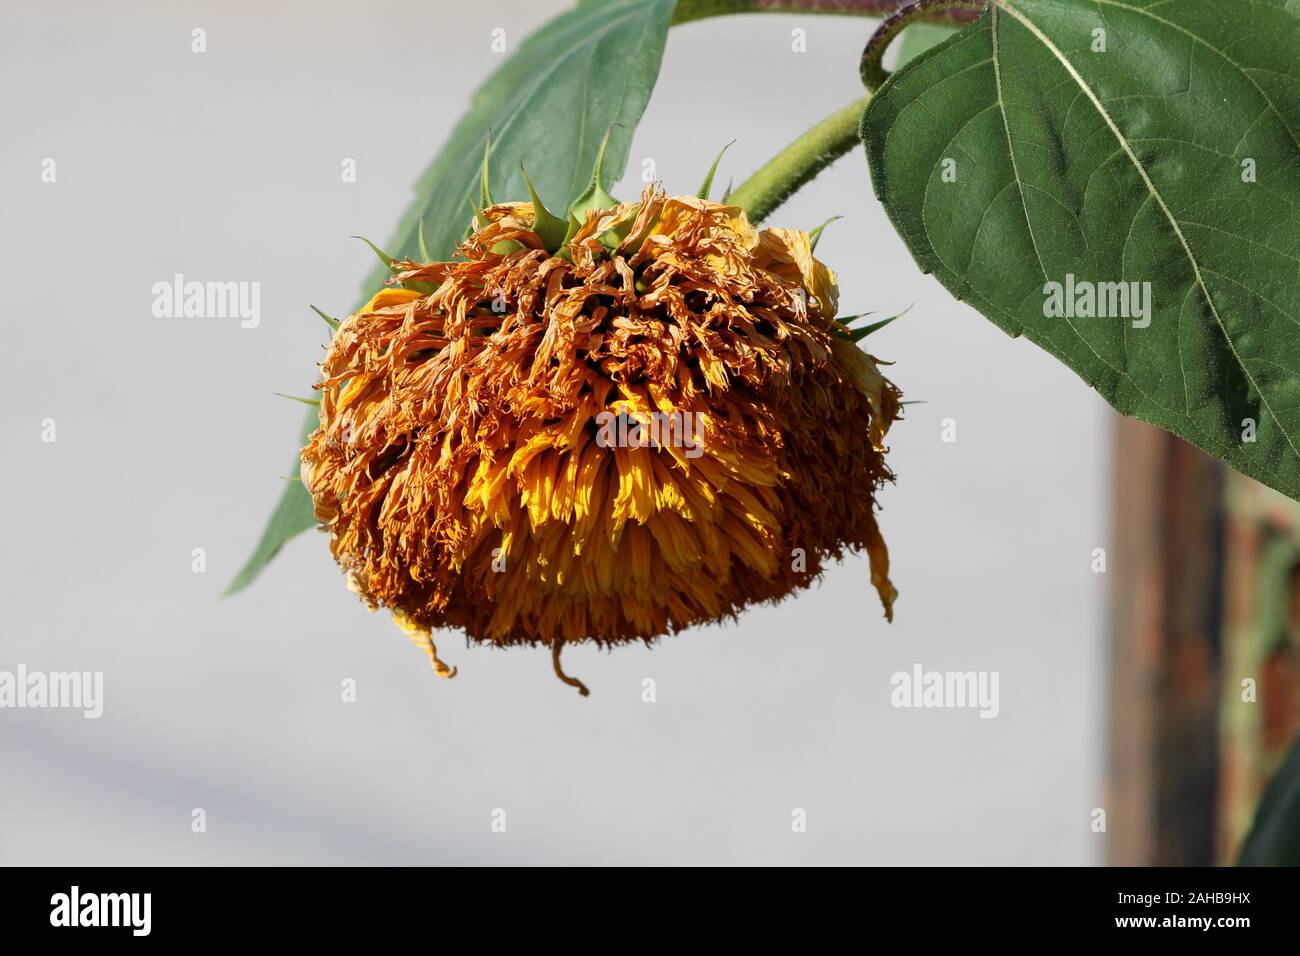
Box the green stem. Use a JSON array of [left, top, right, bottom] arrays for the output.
[[672, 0, 981, 25], [860, 0, 988, 89], [679, 0, 985, 221], [726, 96, 870, 224]]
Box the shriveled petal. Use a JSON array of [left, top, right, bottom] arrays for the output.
[[302, 186, 902, 674]]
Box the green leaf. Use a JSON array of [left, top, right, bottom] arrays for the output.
[[228, 0, 677, 595], [863, 0, 1300, 502], [1239, 734, 1300, 866], [896, 21, 959, 67], [224, 466, 318, 596]]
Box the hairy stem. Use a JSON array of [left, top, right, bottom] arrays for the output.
[[860, 0, 989, 89], [726, 96, 871, 224], [673, 0, 981, 24], [681, 0, 986, 221]]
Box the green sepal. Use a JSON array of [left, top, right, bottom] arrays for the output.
[[598, 202, 645, 253], [274, 393, 321, 407], [556, 214, 582, 260], [808, 215, 842, 252], [351, 236, 397, 272], [848, 316, 898, 341], [555, 127, 627, 259], [464, 194, 480, 239], [522, 165, 569, 254], [832, 307, 909, 341], [399, 280, 439, 295], [417, 217, 433, 263], [310, 305, 340, 331], [479, 133, 494, 211], [566, 124, 621, 225], [697, 140, 735, 200]]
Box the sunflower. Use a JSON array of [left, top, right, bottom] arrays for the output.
[[301, 174, 901, 694]]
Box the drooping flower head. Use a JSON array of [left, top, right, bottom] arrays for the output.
[[301, 147, 901, 693]]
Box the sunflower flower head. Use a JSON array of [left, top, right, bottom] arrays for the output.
[[301, 148, 902, 694]]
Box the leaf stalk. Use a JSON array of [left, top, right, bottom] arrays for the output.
[[860, 0, 988, 90], [673, 0, 981, 24]]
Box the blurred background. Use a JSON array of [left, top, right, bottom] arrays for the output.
[[3, 0, 1274, 866]]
